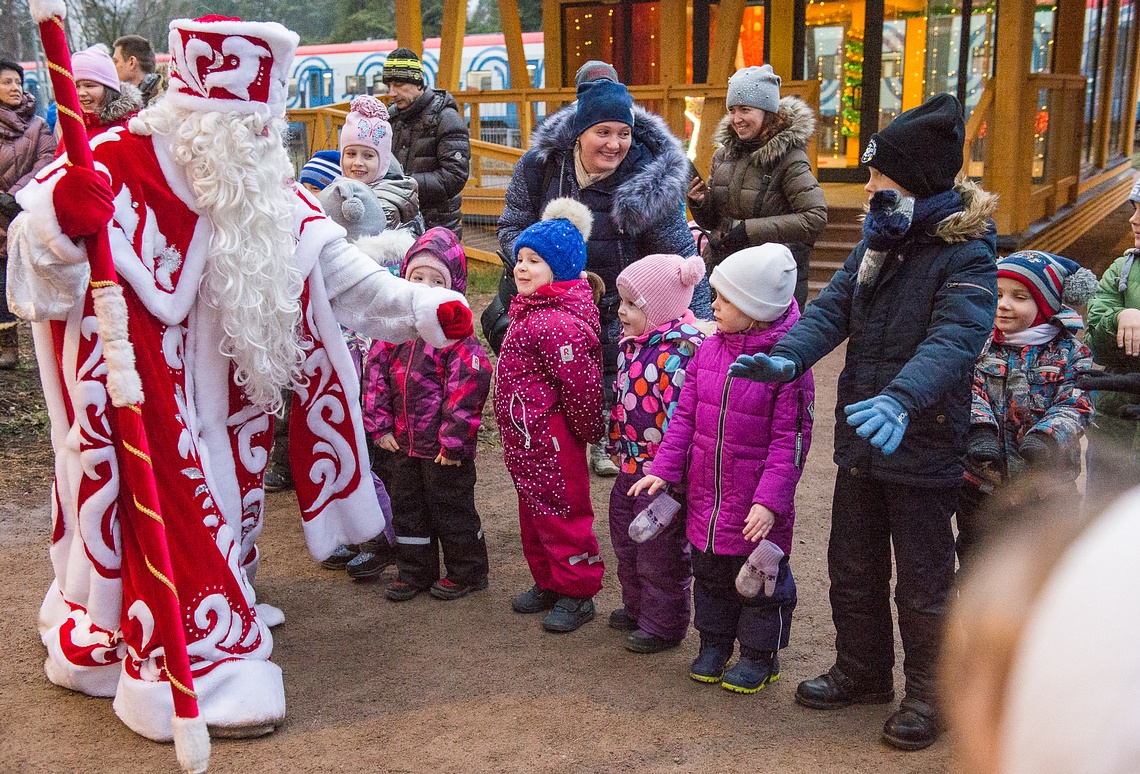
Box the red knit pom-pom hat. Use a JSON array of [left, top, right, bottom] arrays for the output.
[[617, 253, 706, 330]]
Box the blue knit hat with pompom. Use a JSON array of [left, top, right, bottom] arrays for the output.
[[514, 198, 593, 282]]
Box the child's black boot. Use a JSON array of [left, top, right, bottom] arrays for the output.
[[721, 649, 780, 694], [689, 637, 733, 684]]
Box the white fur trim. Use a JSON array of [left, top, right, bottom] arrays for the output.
[[166, 18, 298, 118], [92, 285, 144, 407], [14, 163, 89, 268], [542, 197, 593, 241], [5, 213, 90, 322], [355, 230, 416, 268], [28, 0, 66, 22], [254, 603, 285, 627], [113, 657, 285, 742], [412, 285, 466, 349], [172, 715, 211, 774]]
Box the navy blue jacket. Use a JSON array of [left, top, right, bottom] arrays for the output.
[[497, 104, 698, 324], [772, 181, 998, 486]]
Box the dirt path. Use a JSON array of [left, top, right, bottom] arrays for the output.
[[0, 296, 949, 773]]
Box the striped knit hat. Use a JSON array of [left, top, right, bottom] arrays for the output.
[[617, 254, 705, 330], [382, 48, 425, 86], [299, 150, 341, 191], [997, 250, 1098, 324]]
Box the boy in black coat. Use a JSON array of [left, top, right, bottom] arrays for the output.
[[730, 93, 998, 751]]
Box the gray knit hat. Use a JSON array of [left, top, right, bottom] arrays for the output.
[[575, 60, 619, 86], [1130, 173, 1140, 204], [709, 243, 796, 322], [727, 65, 781, 113]]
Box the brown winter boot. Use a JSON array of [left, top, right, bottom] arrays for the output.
[[0, 324, 17, 370]]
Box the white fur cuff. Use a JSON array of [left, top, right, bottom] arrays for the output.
[[29, 0, 66, 21], [412, 286, 467, 349], [171, 715, 211, 774]]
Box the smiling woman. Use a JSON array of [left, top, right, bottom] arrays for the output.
[[496, 77, 706, 476], [0, 58, 55, 368], [70, 46, 142, 137]]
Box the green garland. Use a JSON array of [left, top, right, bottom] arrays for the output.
[[841, 32, 863, 138]]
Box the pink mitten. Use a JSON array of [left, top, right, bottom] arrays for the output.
[[736, 539, 785, 598]]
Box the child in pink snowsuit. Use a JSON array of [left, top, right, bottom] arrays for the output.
[[633, 244, 814, 693], [606, 253, 707, 653], [494, 198, 606, 633]]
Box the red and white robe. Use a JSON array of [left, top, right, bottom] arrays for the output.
[[8, 125, 459, 741]]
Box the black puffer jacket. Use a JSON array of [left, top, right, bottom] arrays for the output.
[[388, 88, 470, 236], [772, 180, 999, 486]]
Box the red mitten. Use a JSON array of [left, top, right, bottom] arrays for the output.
[[436, 300, 473, 340], [53, 167, 114, 238]]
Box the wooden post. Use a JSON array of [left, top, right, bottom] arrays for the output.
[[692, 0, 746, 177], [985, 0, 1035, 236], [767, 0, 795, 81], [659, 0, 689, 138], [395, 0, 424, 58], [437, 0, 467, 93], [498, 0, 534, 144], [469, 102, 483, 186], [543, 0, 563, 88], [1051, 0, 1086, 76]]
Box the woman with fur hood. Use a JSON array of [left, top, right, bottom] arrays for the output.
[[71, 47, 143, 139], [688, 65, 827, 309], [497, 79, 707, 475]]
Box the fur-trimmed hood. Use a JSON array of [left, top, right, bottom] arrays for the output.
[[526, 103, 690, 235], [858, 178, 997, 244], [86, 83, 143, 130], [713, 95, 816, 170], [932, 178, 997, 243]]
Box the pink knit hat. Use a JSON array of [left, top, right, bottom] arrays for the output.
[[617, 253, 706, 329], [339, 95, 393, 182], [72, 47, 120, 92]]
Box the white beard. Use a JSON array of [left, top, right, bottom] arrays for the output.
[[132, 101, 306, 413]]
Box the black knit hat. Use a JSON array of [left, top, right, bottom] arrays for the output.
[[382, 48, 424, 87], [861, 92, 965, 199]]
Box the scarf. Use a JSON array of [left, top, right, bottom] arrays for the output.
[[857, 188, 964, 286], [994, 322, 1061, 347], [573, 142, 617, 189]]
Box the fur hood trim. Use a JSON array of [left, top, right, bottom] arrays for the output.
[[858, 178, 996, 244], [527, 103, 690, 236], [99, 83, 144, 126], [714, 95, 816, 169], [933, 179, 996, 243]]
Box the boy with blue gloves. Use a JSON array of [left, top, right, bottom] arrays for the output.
[[730, 93, 998, 751]]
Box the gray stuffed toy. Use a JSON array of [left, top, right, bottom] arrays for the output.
[[319, 178, 391, 242]]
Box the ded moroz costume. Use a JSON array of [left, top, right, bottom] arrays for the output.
[[6, 14, 472, 743]]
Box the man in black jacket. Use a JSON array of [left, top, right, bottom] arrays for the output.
[[382, 49, 471, 237]]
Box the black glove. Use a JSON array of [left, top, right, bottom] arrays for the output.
[[0, 193, 20, 228], [966, 427, 1001, 463], [716, 222, 750, 257], [1074, 370, 1140, 395], [1017, 432, 1057, 467]]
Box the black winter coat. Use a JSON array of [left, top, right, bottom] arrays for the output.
[[388, 88, 470, 236], [771, 181, 999, 486]]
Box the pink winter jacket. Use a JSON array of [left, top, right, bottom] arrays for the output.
[[649, 304, 815, 557], [493, 279, 605, 450]]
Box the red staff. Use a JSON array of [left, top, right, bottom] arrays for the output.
[[28, 0, 209, 771]]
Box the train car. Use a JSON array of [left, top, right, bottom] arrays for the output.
[[19, 31, 546, 128], [288, 31, 546, 132]]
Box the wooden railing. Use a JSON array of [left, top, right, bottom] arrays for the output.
[[1025, 73, 1087, 221]]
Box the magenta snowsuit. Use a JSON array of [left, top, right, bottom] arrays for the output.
[[650, 304, 814, 655], [494, 279, 606, 598], [607, 312, 705, 641]]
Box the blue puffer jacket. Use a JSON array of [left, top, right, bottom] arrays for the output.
[[497, 104, 705, 324], [771, 180, 998, 486]]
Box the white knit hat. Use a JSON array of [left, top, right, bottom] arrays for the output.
[[710, 243, 796, 322]]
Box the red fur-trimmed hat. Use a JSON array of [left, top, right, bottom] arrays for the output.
[[166, 16, 298, 118]]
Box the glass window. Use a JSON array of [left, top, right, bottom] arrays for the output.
[[1108, 0, 1136, 158], [1082, 0, 1110, 166]]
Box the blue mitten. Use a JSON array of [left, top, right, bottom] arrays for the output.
[[844, 395, 909, 455], [728, 354, 797, 383]]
